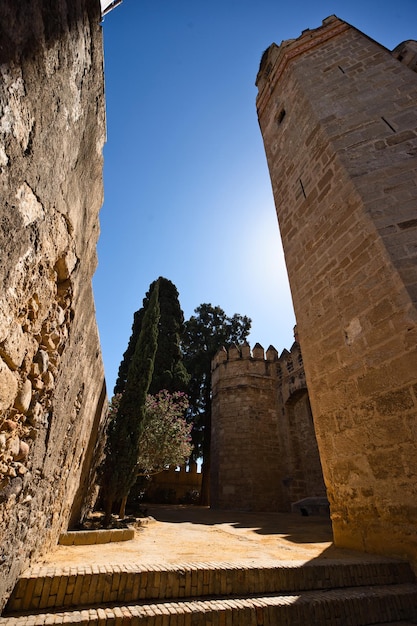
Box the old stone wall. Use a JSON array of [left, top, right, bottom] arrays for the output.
[[0, 0, 107, 606], [256, 16, 417, 565], [277, 343, 326, 505], [210, 341, 325, 511], [143, 463, 202, 505]]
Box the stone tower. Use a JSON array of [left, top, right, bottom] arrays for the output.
[[211, 341, 325, 511], [256, 16, 417, 565]]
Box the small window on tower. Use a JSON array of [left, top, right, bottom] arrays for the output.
[[277, 109, 286, 125]]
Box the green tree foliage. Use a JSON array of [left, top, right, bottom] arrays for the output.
[[140, 390, 192, 473], [182, 304, 251, 504], [109, 389, 192, 476], [110, 390, 192, 477], [100, 282, 160, 524], [114, 277, 189, 396]]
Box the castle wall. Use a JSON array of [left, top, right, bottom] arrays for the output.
[[256, 16, 417, 565], [0, 0, 107, 606], [211, 342, 325, 511], [277, 344, 326, 504], [143, 463, 202, 505]]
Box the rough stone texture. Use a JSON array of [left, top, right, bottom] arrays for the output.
[[0, 0, 107, 608], [256, 16, 417, 565], [210, 341, 325, 511]]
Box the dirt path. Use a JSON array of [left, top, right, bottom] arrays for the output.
[[39, 505, 368, 568]]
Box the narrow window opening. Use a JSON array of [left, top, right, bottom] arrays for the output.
[[338, 65, 345, 74], [299, 178, 306, 199], [277, 109, 286, 125], [398, 218, 417, 230], [381, 116, 396, 133]]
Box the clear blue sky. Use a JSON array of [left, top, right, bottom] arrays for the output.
[[93, 0, 416, 394]]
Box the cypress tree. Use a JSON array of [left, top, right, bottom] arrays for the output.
[[114, 277, 189, 396], [101, 282, 160, 524]]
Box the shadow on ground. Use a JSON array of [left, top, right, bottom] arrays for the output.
[[145, 503, 333, 544], [41, 504, 378, 568], [143, 505, 391, 563]]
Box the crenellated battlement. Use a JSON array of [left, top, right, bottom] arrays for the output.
[[211, 342, 280, 395], [212, 341, 279, 368], [143, 463, 202, 505], [211, 338, 306, 403]]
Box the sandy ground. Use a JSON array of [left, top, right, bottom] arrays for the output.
[[39, 505, 369, 569]]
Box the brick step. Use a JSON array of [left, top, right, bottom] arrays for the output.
[[4, 558, 415, 615], [1, 583, 417, 625]]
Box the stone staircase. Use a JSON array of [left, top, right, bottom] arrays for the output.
[[2, 557, 417, 625]]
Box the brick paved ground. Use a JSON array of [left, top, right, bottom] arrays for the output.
[[4, 507, 417, 625]]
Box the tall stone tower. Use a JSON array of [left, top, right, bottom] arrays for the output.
[[256, 16, 417, 564], [211, 341, 325, 511]]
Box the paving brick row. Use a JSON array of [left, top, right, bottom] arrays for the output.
[[6, 559, 414, 615], [1, 583, 417, 626]]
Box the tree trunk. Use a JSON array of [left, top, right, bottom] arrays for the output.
[[119, 494, 128, 518], [104, 497, 113, 527]]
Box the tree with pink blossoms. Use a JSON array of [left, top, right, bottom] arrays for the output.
[[108, 390, 192, 478]]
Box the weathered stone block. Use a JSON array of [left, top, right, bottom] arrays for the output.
[[14, 378, 32, 413], [13, 440, 30, 462], [0, 357, 18, 411], [0, 323, 26, 369]]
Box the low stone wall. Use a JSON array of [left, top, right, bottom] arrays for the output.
[[144, 464, 202, 504], [59, 527, 134, 546]]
